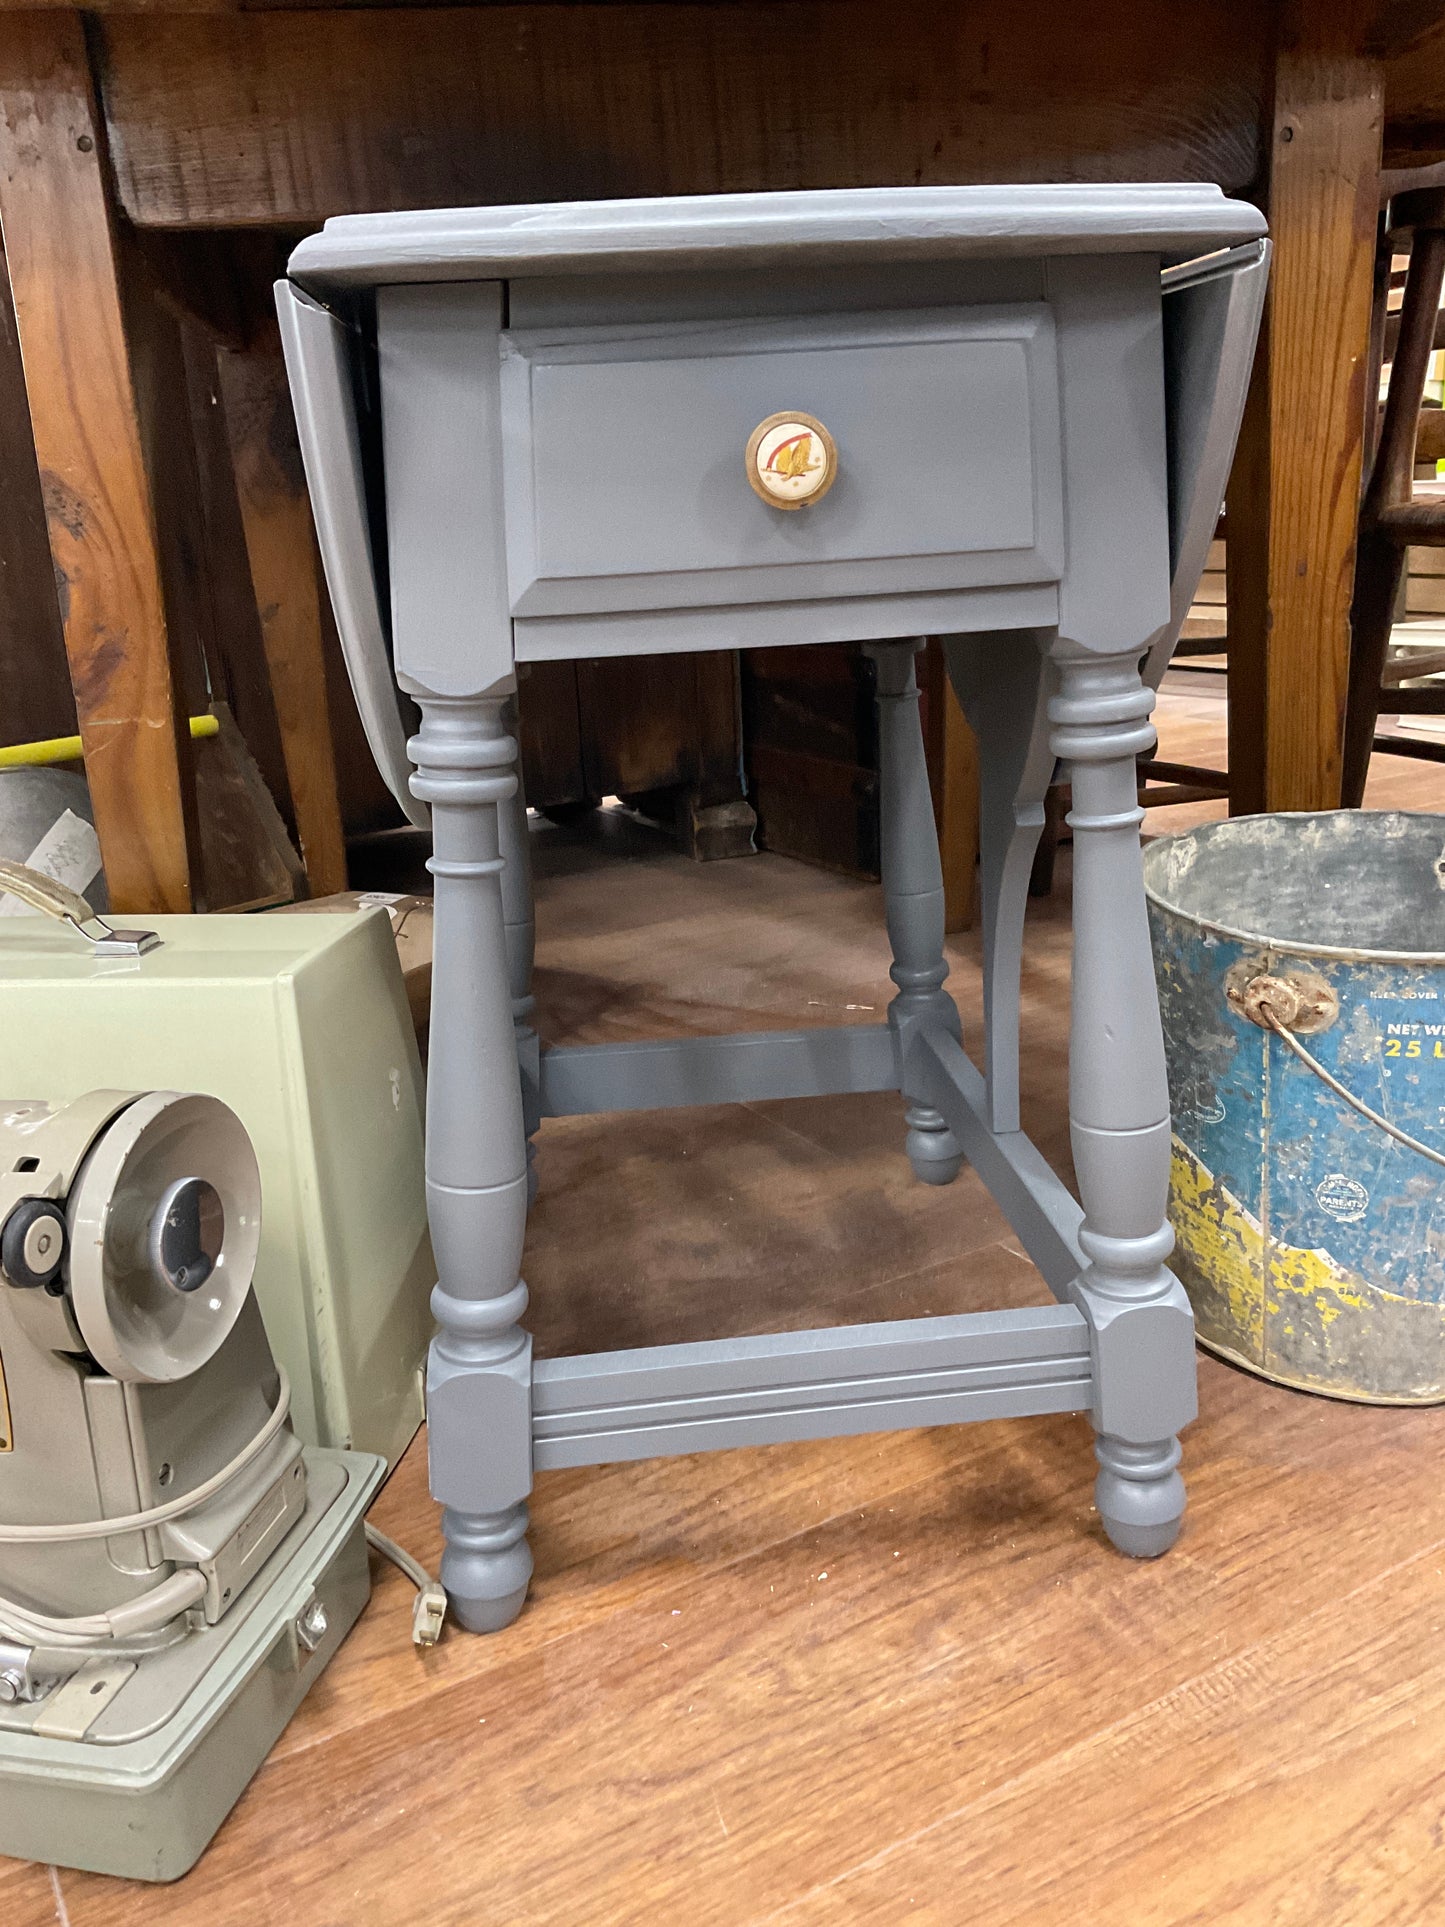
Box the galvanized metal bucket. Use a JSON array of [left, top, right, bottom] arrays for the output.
[[1144, 811, 1445, 1405]]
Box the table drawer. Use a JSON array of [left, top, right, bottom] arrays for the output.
[[498, 305, 1062, 621]]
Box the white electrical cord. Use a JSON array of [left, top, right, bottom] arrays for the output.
[[0, 1370, 291, 1650], [364, 1523, 448, 1647], [0, 1368, 291, 1545], [6, 1522, 450, 1655], [0, 1570, 207, 1649], [0, 1368, 449, 1654]]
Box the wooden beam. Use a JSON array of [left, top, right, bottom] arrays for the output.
[[178, 315, 293, 818], [0, 0, 236, 11], [192, 702, 305, 912], [217, 340, 348, 898], [0, 9, 193, 910], [1375, 11, 1445, 164], [93, 2, 1270, 230], [1225, 5, 1383, 813], [0, 237, 73, 749], [1365, 0, 1445, 57], [1138, 782, 1228, 807]]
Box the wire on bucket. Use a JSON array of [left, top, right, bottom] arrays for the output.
[[1262, 1011, 1445, 1172]]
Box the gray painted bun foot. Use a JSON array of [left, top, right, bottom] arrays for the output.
[[411, 695, 536, 1632], [866, 639, 965, 1187], [1094, 1435, 1185, 1558], [439, 1504, 535, 1631], [1049, 642, 1197, 1560], [904, 1104, 965, 1185]]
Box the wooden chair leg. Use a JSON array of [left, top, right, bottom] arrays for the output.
[[1342, 527, 1404, 807], [1345, 201, 1445, 807], [1363, 208, 1391, 476], [1344, 206, 1398, 813]]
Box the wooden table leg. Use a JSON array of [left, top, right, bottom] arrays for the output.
[[1048, 641, 1195, 1558], [218, 340, 348, 898], [413, 693, 534, 1634], [1226, 4, 1383, 814], [0, 10, 194, 911]]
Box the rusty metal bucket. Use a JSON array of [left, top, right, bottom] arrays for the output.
[[1144, 811, 1445, 1404]]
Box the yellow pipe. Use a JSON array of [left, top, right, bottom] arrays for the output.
[[0, 713, 220, 772]]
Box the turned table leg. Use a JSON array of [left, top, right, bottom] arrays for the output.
[[500, 697, 540, 1206], [1049, 643, 1196, 1557], [867, 639, 963, 1186], [411, 694, 534, 1631]]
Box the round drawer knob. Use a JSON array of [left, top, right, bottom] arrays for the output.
[[746, 411, 838, 510]]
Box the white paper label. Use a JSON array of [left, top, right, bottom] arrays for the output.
[[0, 809, 103, 918]]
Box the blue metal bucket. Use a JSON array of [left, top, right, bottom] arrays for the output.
[[1145, 811, 1445, 1404]]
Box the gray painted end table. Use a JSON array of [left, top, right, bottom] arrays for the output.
[[278, 186, 1267, 1631]]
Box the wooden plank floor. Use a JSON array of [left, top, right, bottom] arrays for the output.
[[8, 699, 1445, 1924]]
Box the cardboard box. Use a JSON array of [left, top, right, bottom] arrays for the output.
[[275, 891, 433, 1040]]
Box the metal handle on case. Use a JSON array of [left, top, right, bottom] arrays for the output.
[[0, 861, 160, 956]]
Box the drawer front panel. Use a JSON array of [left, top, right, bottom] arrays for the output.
[[500, 306, 1062, 619]]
